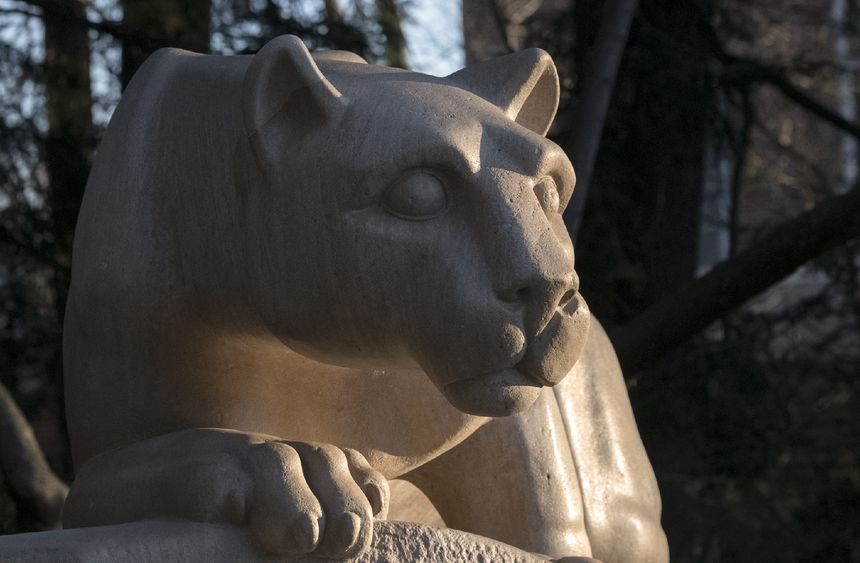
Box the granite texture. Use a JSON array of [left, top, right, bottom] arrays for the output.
[[0, 521, 601, 562]]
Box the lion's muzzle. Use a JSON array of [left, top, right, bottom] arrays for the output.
[[517, 290, 590, 386]]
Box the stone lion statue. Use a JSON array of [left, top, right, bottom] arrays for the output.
[[61, 35, 668, 562]]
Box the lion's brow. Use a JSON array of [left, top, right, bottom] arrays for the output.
[[436, 135, 482, 176], [478, 123, 558, 177]]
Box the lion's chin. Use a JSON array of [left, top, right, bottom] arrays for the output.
[[441, 369, 543, 417]]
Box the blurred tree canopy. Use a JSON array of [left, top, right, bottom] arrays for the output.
[[0, 0, 858, 561]]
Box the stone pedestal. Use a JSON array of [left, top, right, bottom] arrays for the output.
[[0, 521, 598, 562]]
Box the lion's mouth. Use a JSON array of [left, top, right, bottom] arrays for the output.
[[516, 313, 565, 386], [499, 289, 587, 386], [441, 367, 542, 417], [439, 291, 590, 417], [517, 291, 585, 385]]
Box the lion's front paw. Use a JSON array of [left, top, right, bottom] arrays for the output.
[[240, 441, 388, 558], [65, 431, 389, 560]]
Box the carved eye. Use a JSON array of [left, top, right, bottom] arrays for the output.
[[383, 171, 448, 220], [534, 177, 560, 215]]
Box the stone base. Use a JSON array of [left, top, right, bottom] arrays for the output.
[[0, 520, 597, 562]]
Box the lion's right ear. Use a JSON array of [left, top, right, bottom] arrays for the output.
[[242, 35, 346, 139], [448, 49, 559, 136]]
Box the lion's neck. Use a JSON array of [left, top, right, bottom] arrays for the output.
[[67, 301, 485, 477]]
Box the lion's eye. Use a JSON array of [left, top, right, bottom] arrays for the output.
[[534, 177, 560, 215], [383, 171, 448, 220]]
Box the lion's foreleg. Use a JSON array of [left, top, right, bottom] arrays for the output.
[[552, 320, 669, 563], [403, 387, 593, 559]]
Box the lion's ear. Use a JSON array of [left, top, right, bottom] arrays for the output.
[[448, 48, 559, 136], [242, 35, 346, 138]]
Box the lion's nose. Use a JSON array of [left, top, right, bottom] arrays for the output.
[[499, 270, 579, 333], [501, 276, 575, 307]]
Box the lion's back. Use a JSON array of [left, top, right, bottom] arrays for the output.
[[64, 49, 253, 464], [70, 50, 250, 299]]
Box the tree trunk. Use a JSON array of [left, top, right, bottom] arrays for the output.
[[463, 0, 514, 63], [120, 0, 211, 88], [325, 0, 343, 23], [375, 0, 407, 68], [40, 1, 94, 484], [42, 0, 93, 324], [570, 1, 711, 329], [562, 0, 638, 239]]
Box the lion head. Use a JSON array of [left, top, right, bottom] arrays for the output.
[[239, 36, 590, 417]]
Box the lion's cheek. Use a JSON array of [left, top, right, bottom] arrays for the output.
[[406, 308, 527, 384]]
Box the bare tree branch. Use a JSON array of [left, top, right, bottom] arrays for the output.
[[612, 182, 860, 373], [721, 59, 860, 141], [682, 1, 860, 141], [562, 0, 639, 240], [0, 383, 68, 530]]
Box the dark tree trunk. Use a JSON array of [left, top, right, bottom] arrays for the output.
[[375, 0, 407, 68], [40, 1, 95, 484], [42, 0, 93, 325], [561, 0, 639, 238], [463, 0, 515, 62], [572, 1, 712, 328], [325, 0, 343, 23], [120, 0, 211, 88]]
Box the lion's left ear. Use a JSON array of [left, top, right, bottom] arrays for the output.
[[242, 35, 346, 139], [448, 48, 559, 136]]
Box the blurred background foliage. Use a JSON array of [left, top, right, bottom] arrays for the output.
[[0, 0, 858, 561]]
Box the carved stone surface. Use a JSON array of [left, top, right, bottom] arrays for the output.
[[0, 521, 600, 562], [48, 35, 668, 562]]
